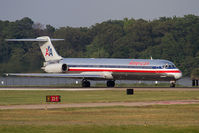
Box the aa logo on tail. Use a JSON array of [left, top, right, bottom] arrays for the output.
[[45, 46, 53, 56]]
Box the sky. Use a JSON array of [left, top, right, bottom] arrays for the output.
[[0, 0, 199, 28]]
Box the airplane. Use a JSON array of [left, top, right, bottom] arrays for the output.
[[5, 36, 182, 87]]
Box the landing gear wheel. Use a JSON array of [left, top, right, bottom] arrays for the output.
[[170, 81, 176, 88], [82, 80, 90, 88], [107, 80, 115, 87]]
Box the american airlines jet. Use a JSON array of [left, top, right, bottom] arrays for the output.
[[6, 36, 182, 87]]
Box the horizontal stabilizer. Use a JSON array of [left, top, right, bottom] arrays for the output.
[[5, 38, 64, 42], [6, 36, 63, 61]]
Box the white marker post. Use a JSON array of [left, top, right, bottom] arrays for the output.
[[155, 81, 158, 86]]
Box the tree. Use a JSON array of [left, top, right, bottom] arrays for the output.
[[45, 24, 55, 37], [191, 68, 199, 80], [0, 15, 199, 76]]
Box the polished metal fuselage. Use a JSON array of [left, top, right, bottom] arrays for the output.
[[58, 58, 182, 81]]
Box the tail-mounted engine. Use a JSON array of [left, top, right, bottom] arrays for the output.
[[44, 63, 68, 73], [62, 64, 68, 72]]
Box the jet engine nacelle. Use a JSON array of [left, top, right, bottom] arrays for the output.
[[44, 63, 68, 73]]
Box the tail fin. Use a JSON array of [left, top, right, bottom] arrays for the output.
[[37, 36, 62, 61], [6, 36, 63, 62]]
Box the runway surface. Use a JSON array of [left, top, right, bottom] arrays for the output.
[[0, 100, 199, 110], [0, 87, 199, 91]]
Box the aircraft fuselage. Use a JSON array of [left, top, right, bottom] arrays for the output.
[[55, 58, 182, 81]]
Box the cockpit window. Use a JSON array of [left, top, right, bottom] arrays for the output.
[[163, 64, 176, 69], [163, 64, 168, 69]]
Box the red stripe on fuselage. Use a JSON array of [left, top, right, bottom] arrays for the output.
[[68, 68, 181, 73]]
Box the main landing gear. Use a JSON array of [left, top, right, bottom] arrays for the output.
[[82, 79, 90, 88], [106, 80, 115, 87], [81, 79, 115, 88], [170, 81, 176, 88]]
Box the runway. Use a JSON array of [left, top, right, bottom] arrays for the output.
[[0, 87, 198, 91], [0, 100, 199, 110], [0, 87, 115, 91]]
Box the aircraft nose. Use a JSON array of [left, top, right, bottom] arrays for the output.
[[174, 70, 182, 80]]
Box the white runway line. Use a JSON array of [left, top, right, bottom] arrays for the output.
[[0, 87, 199, 91], [0, 88, 123, 91]]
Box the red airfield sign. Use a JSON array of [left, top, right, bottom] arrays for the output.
[[46, 95, 61, 102]]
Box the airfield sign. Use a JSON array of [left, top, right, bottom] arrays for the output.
[[46, 95, 61, 102]]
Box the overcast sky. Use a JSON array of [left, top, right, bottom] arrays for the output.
[[0, 0, 199, 28]]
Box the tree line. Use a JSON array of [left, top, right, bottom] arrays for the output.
[[0, 15, 199, 76]]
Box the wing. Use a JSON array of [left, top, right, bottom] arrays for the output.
[[5, 73, 106, 79]]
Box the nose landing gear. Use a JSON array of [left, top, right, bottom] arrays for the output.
[[170, 81, 176, 88]]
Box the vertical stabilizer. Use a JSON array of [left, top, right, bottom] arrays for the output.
[[37, 36, 62, 61]]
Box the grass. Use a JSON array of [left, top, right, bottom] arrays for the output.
[[0, 125, 199, 133], [0, 90, 199, 105], [0, 89, 199, 133], [0, 105, 199, 132]]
